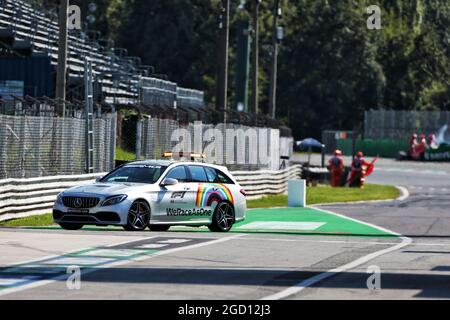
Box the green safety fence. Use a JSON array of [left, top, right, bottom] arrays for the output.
[[336, 139, 408, 158]]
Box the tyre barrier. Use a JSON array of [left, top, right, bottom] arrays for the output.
[[0, 165, 302, 222]]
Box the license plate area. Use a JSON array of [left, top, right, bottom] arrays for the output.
[[67, 209, 90, 214]]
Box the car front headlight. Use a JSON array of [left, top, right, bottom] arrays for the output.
[[101, 195, 128, 207], [56, 193, 63, 205]]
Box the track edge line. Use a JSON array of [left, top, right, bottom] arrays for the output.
[[260, 207, 412, 300]]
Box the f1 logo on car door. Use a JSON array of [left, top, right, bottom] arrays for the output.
[[158, 166, 197, 222]]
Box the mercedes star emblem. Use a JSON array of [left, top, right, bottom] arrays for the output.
[[74, 198, 83, 208]]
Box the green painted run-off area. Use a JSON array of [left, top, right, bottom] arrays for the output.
[[19, 207, 396, 238], [230, 207, 395, 237]]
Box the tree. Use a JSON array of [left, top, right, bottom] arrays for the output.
[[276, 0, 386, 138], [32, 0, 450, 138], [107, 0, 221, 104]]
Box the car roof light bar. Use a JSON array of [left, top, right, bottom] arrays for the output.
[[161, 151, 206, 162]]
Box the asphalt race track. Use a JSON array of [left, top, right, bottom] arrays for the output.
[[1, 156, 449, 300]]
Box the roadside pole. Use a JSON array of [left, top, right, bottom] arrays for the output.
[[250, 0, 261, 120], [235, 20, 251, 114], [268, 0, 281, 119], [109, 108, 117, 171], [136, 113, 142, 161], [84, 59, 94, 174], [56, 0, 68, 117], [217, 0, 230, 124]]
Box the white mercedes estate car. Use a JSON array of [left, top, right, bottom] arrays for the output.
[[53, 161, 247, 232]]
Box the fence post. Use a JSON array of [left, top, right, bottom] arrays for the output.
[[60, 115, 67, 175], [85, 59, 94, 173], [67, 117, 75, 174], [109, 111, 117, 170], [19, 115, 26, 178], [0, 116, 6, 179], [136, 114, 142, 161], [36, 117, 42, 176]]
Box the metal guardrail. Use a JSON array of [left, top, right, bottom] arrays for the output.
[[0, 165, 302, 222]]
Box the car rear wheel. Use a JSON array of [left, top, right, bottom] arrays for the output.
[[208, 202, 235, 232], [148, 224, 170, 232], [123, 200, 150, 231], [59, 223, 84, 230]]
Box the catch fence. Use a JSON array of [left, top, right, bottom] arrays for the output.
[[0, 113, 116, 179], [364, 110, 450, 140], [0, 113, 293, 179], [139, 119, 291, 171]]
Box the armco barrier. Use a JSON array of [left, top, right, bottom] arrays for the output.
[[0, 165, 302, 222]]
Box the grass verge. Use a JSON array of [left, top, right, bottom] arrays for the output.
[[1, 214, 54, 227], [247, 184, 400, 209], [0, 184, 399, 227]]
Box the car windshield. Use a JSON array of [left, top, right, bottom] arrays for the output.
[[100, 165, 167, 184]]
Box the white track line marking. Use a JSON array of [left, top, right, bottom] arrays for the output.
[[137, 244, 168, 249], [242, 236, 450, 247], [77, 249, 145, 258], [0, 234, 243, 297], [242, 237, 400, 246], [133, 234, 245, 262], [261, 207, 412, 300], [396, 186, 410, 201], [237, 221, 325, 231], [158, 239, 190, 244], [261, 237, 411, 300], [0, 236, 156, 297], [0, 236, 156, 269]]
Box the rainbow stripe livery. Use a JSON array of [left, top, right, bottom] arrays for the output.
[[196, 184, 234, 207]]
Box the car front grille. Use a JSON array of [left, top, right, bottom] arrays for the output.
[[62, 196, 100, 208]]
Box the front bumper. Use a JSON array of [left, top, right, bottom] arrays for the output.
[[53, 197, 132, 226]]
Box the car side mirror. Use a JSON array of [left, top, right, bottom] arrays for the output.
[[161, 178, 178, 187], [95, 177, 102, 183]]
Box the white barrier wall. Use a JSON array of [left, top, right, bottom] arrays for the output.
[[0, 173, 104, 222], [0, 165, 301, 222], [231, 165, 302, 199]]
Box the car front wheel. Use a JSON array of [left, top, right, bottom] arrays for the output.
[[123, 200, 150, 231], [208, 202, 235, 232]]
